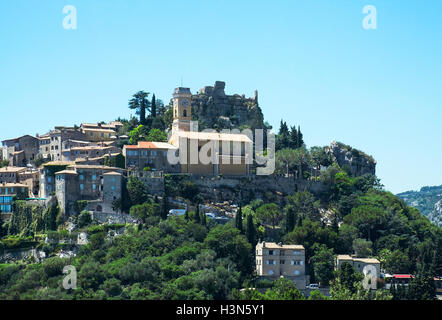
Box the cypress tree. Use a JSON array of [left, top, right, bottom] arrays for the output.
[[289, 126, 298, 149], [285, 207, 295, 233], [194, 204, 201, 223], [297, 125, 304, 148], [235, 206, 243, 233], [151, 94, 157, 118], [200, 211, 206, 226], [161, 194, 168, 220], [245, 214, 256, 247]]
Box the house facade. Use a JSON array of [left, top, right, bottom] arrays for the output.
[[255, 241, 308, 290], [123, 141, 179, 173], [2, 135, 39, 166]]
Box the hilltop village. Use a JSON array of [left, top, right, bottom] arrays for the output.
[[0, 82, 440, 300]]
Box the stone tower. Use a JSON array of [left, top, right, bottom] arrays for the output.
[[171, 87, 192, 134], [102, 171, 122, 213]]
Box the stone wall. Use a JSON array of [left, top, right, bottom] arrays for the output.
[[92, 211, 138, 224], [189, 175, 326, 204]]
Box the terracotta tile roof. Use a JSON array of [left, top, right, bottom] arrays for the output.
[[124, 141, 177, 150]]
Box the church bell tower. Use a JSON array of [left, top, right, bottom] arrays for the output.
[[171, 87, 192, 133]]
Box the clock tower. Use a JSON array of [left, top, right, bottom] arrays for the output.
[[171, 87, 192, 133]]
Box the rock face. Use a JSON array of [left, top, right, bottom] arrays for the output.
[[397, 185, 442, 227], [328, 141, 376, 177], [189, 81, 265, 130], [428, 200, 442, 227]]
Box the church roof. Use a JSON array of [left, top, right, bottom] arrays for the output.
[[174, 131, 253, 143]]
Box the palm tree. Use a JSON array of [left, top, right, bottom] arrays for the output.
[[129, 91, 151, 125]]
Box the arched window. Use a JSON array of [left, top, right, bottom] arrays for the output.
[[183, 109, 187, 117]]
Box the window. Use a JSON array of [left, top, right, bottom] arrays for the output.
[[92, 184, 96, 191], [294, 270, 300, 276], [267, 250, 274, 255], [293, 250, 301, 256], [111, 186, 115, 190], [80, 184, 84, 191], [151, 150, 157, 156], [268, 270, 274, 275], [280, 260, 285, 264], [79, 175, 84, 180], [266, 260, 276, 265], [92, 175, 96, 180]]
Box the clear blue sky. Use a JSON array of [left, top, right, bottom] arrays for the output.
[[1, 0, 441, 194]]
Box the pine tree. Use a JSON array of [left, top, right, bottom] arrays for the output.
[[235, 206, 243, 233]]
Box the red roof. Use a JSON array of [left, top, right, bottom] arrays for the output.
[[138, 141, 157, 149], [393, 274, 414, 279], [125, 141, 158, 149]]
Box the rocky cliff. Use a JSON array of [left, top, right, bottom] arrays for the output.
[[328, 141, 376, 177], [190, 81, 265, 130]]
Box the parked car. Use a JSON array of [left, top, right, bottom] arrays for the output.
[[306, 284, 319, 289]]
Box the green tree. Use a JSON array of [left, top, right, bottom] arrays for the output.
[[311, 244, 335, 286], [245, 214, 257, 247], [161, 194, 169, 220], [146, 128, 167, 142], [352, 238, 372, 258], [256, 203, 283, 230], [235, 206, 243, 233], [77, 210, 92, 228], [151, 93, 157, 118], [127, 176, 148, 206], [129, 91, 150, 125], [263, 278, 304, 300]]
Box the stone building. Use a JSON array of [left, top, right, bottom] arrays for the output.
[[255, 241, 308, 290], [80, 123, 117, 142], [39, 161, 75, 198], [0, 182, 29, 221], [335, 255, 380, 289], [123, 141, 179, 172], [42, 127, 87, 162], [2, 135, 39, 166], [0, 166, 39, 197], [55, 164, 123, 215], [63, 145, 121, 162], [0, 166, 27, 183]]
